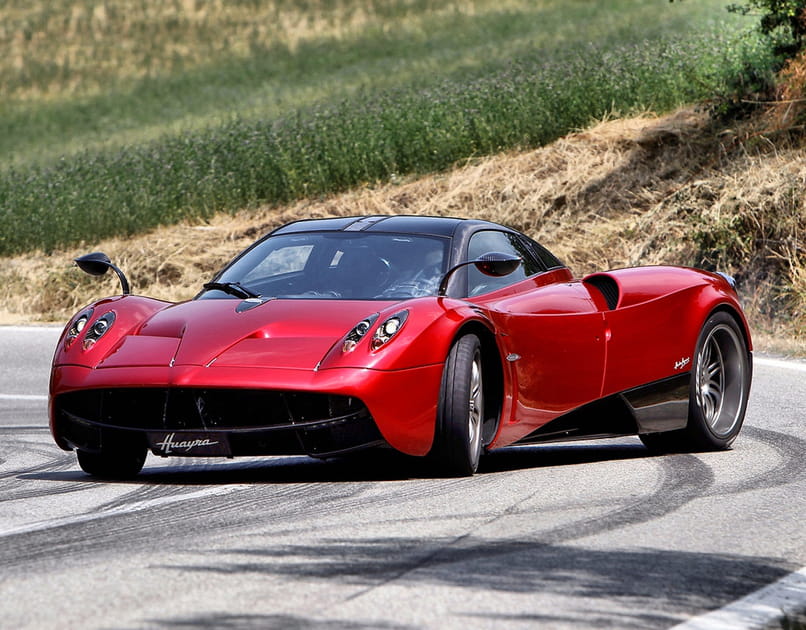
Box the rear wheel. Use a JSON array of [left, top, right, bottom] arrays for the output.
[[640, 312, 750, 453], [431, 334, 484, 476], [687, 312, 750, 449], [77, 447, 147, 479]]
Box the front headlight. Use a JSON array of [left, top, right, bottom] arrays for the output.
[[370, 310, 409, 351], [83, 311, 116, 350], [65, 308, 94, 349], [342, 314, 379, 353]]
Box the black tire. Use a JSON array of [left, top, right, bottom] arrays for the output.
[[77, 447, 147, 479], [640, 311, 751, 453], [686, 312, 751, 449], [431, 334, 484, 476]]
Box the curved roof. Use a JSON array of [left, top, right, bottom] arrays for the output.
[[271, 215, 505, 238]]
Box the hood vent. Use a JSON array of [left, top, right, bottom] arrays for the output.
[[236, 296, 274, 313]]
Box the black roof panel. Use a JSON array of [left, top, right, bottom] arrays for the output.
[[271, 215, 506, 238], [364, 215, 465, 236], [271, 217, 361, 235]]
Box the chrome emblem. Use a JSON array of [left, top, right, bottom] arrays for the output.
[[154, 433, 220, 454], [675, 357, 691, 370]]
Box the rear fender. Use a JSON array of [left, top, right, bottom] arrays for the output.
[[602, 280, 750, 396]]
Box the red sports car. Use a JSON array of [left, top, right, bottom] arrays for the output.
[[50, 215, 752, 478]]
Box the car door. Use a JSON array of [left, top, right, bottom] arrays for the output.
[[468, 230, 607, 434]]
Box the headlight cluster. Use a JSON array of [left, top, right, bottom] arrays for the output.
[[342, 314, 379, 353], [64, 309, 116, 351], [65, 309, 93, 349], [342, 310, 408, 353], [370, 311, 408, 350]]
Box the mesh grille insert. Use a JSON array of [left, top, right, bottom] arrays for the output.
[[584, 275, 619, 310], [56, 388, 367, 431]]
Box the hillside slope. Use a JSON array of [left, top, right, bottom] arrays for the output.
[[3, 107, 803, 353]]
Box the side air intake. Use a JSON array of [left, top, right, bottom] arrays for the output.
[[584, 275, 619, 310]]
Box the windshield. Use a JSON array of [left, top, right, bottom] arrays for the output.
[[200, 232, 450, 301]]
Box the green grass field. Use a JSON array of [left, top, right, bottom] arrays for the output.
[[0, 0, 774, 255]]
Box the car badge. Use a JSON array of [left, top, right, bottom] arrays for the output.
[[154, 432, 220, 454], [674, 356, 691, 370]]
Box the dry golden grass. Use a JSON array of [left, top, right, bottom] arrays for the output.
[[764, 51, 806, 132], [1, 0, 532, 100], [1, 106, 803, 353]]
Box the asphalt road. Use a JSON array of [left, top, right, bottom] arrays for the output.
[[0, 326, 804, 629]]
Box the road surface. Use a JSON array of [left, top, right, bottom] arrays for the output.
[[0, 326, 804, 629]]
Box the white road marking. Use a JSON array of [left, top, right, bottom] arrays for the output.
[[0, 326, 62, 332], [671, 566, 806, 629], [754, 356, 806, 373], [0, 394, 48, 401], [0, 484, 248, 539]]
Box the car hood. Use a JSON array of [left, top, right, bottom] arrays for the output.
[[96, 298, 395, 371]]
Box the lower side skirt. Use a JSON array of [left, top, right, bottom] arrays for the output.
[[515, 373, 690, 445]]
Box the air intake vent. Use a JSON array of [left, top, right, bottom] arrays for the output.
[[584, 275, 619, 310]]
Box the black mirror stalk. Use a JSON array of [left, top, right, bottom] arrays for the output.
[[437, 252, 522, 296], [74, 252, 131, 295]]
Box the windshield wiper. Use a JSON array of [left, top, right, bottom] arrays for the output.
[[202, 281, 260, 299]]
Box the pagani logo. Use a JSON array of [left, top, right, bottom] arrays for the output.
[[155, 433, 220, 454], [674, 356, 691, 370]]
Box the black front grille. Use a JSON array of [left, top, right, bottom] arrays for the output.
[[55, 388, 367, 432]]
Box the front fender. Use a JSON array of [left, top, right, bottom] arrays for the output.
[[52, 295, 173, 371], [317, 297, 497, 372], [49, 295, 171, 447]]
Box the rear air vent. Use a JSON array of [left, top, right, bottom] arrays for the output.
[[584, 275, 619, 310]]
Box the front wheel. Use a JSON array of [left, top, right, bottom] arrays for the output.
[[77, 447, 147, 479], [431, 334, 484, 477]]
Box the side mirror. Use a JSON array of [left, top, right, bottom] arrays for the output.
[[438, 252, 522, 296], [74, 252, 131, 295], [473, 252, 522, 277]]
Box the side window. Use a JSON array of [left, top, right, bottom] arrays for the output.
[[530, 240, 564, 269], [466, 230, 544, 296]]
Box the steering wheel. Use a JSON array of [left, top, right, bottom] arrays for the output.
[[367, 257, 392, 293]]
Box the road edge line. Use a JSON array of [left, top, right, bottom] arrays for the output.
[[755, 356, 806, 372], [671, 566, 806, 629]]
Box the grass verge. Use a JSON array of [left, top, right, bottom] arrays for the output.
[[0, 28, 773, 257], [2, 106, 802, 353], [1, 0, 753, 165]]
